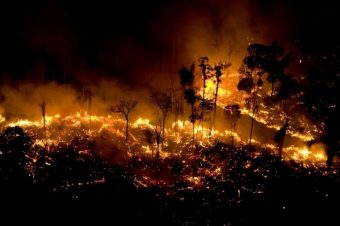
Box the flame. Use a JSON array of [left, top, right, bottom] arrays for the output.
[[0, 110, 327, 168]]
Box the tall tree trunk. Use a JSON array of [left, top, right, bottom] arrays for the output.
[[201, 78, 206, 134], [162, 115, 166, 151], [191, 103, 195, 146], [125, 116, 129, 143], [192, 121, 195, 146], [249, 110, 255, 147], [156, 133, 160, 161], [213, 80, 220, 131], [42, 109, 46, 131], [41, 101, 46, 131]]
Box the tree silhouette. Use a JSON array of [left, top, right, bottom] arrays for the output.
[[198, 57, 213, 130], [237, 42, 290, 146], [179, 64, 195, 89], [179, 64, 200, 145], [110, 100, 138, 143], [40, 100, 47, 131], [212, 63, 230, 131], [274, 120, 289, 160], [224, 104, 241, 148], [238, 63, 262, 147], [184, 88, 199, 145], [151, 91, 172, 151], [265, 42, 289, 96]]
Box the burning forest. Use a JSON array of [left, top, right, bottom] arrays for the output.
[[0, 0, 339, 225]]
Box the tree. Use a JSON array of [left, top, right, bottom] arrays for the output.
[[178, 64, 200, 146], [39, 100, 47, 131], [198, 57, 213, 130], [184, 88, 200, 145], [179, 64, 195, 89], [274, 120, 289, 160], [238, 42, 290, 146], [212, 63, 230, 131], [238, 63, 262, 147], [265, 42, 289, 96], [110, 100, 138, 143], [224, 104, 241, 148], [241, 42, 289, 96], [151, 91, 172, 151]]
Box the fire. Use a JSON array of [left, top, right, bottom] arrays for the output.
[[285, 144, 327, 164], [205, 77, 231, 100], [133, 118, 153, 128], [0, 86, 327, 171], [8, 119, 41, 127], [202, 73, 321, 143]]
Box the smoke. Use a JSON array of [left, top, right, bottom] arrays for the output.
[[0, 0, 303, 152], [1, 0, 298, 86], [0, 82, 79, 120]]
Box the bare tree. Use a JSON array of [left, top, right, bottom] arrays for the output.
[[110, 100, 138, 143], [144, 125, 162, 160], [151, 92, 172, 151]]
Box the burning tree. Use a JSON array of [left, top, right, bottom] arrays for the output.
[[151, 91, 172, 151], [224, 104, 241, 148], [110, 100, 138, 143]]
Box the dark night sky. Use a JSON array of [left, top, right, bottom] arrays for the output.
[[0, 0, 339, 84]]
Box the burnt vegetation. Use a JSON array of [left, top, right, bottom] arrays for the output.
[[0, 1, 339, 224], [0, 41, 339, 225]]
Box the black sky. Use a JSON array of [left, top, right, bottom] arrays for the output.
[[0, 0, 339, 84]]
